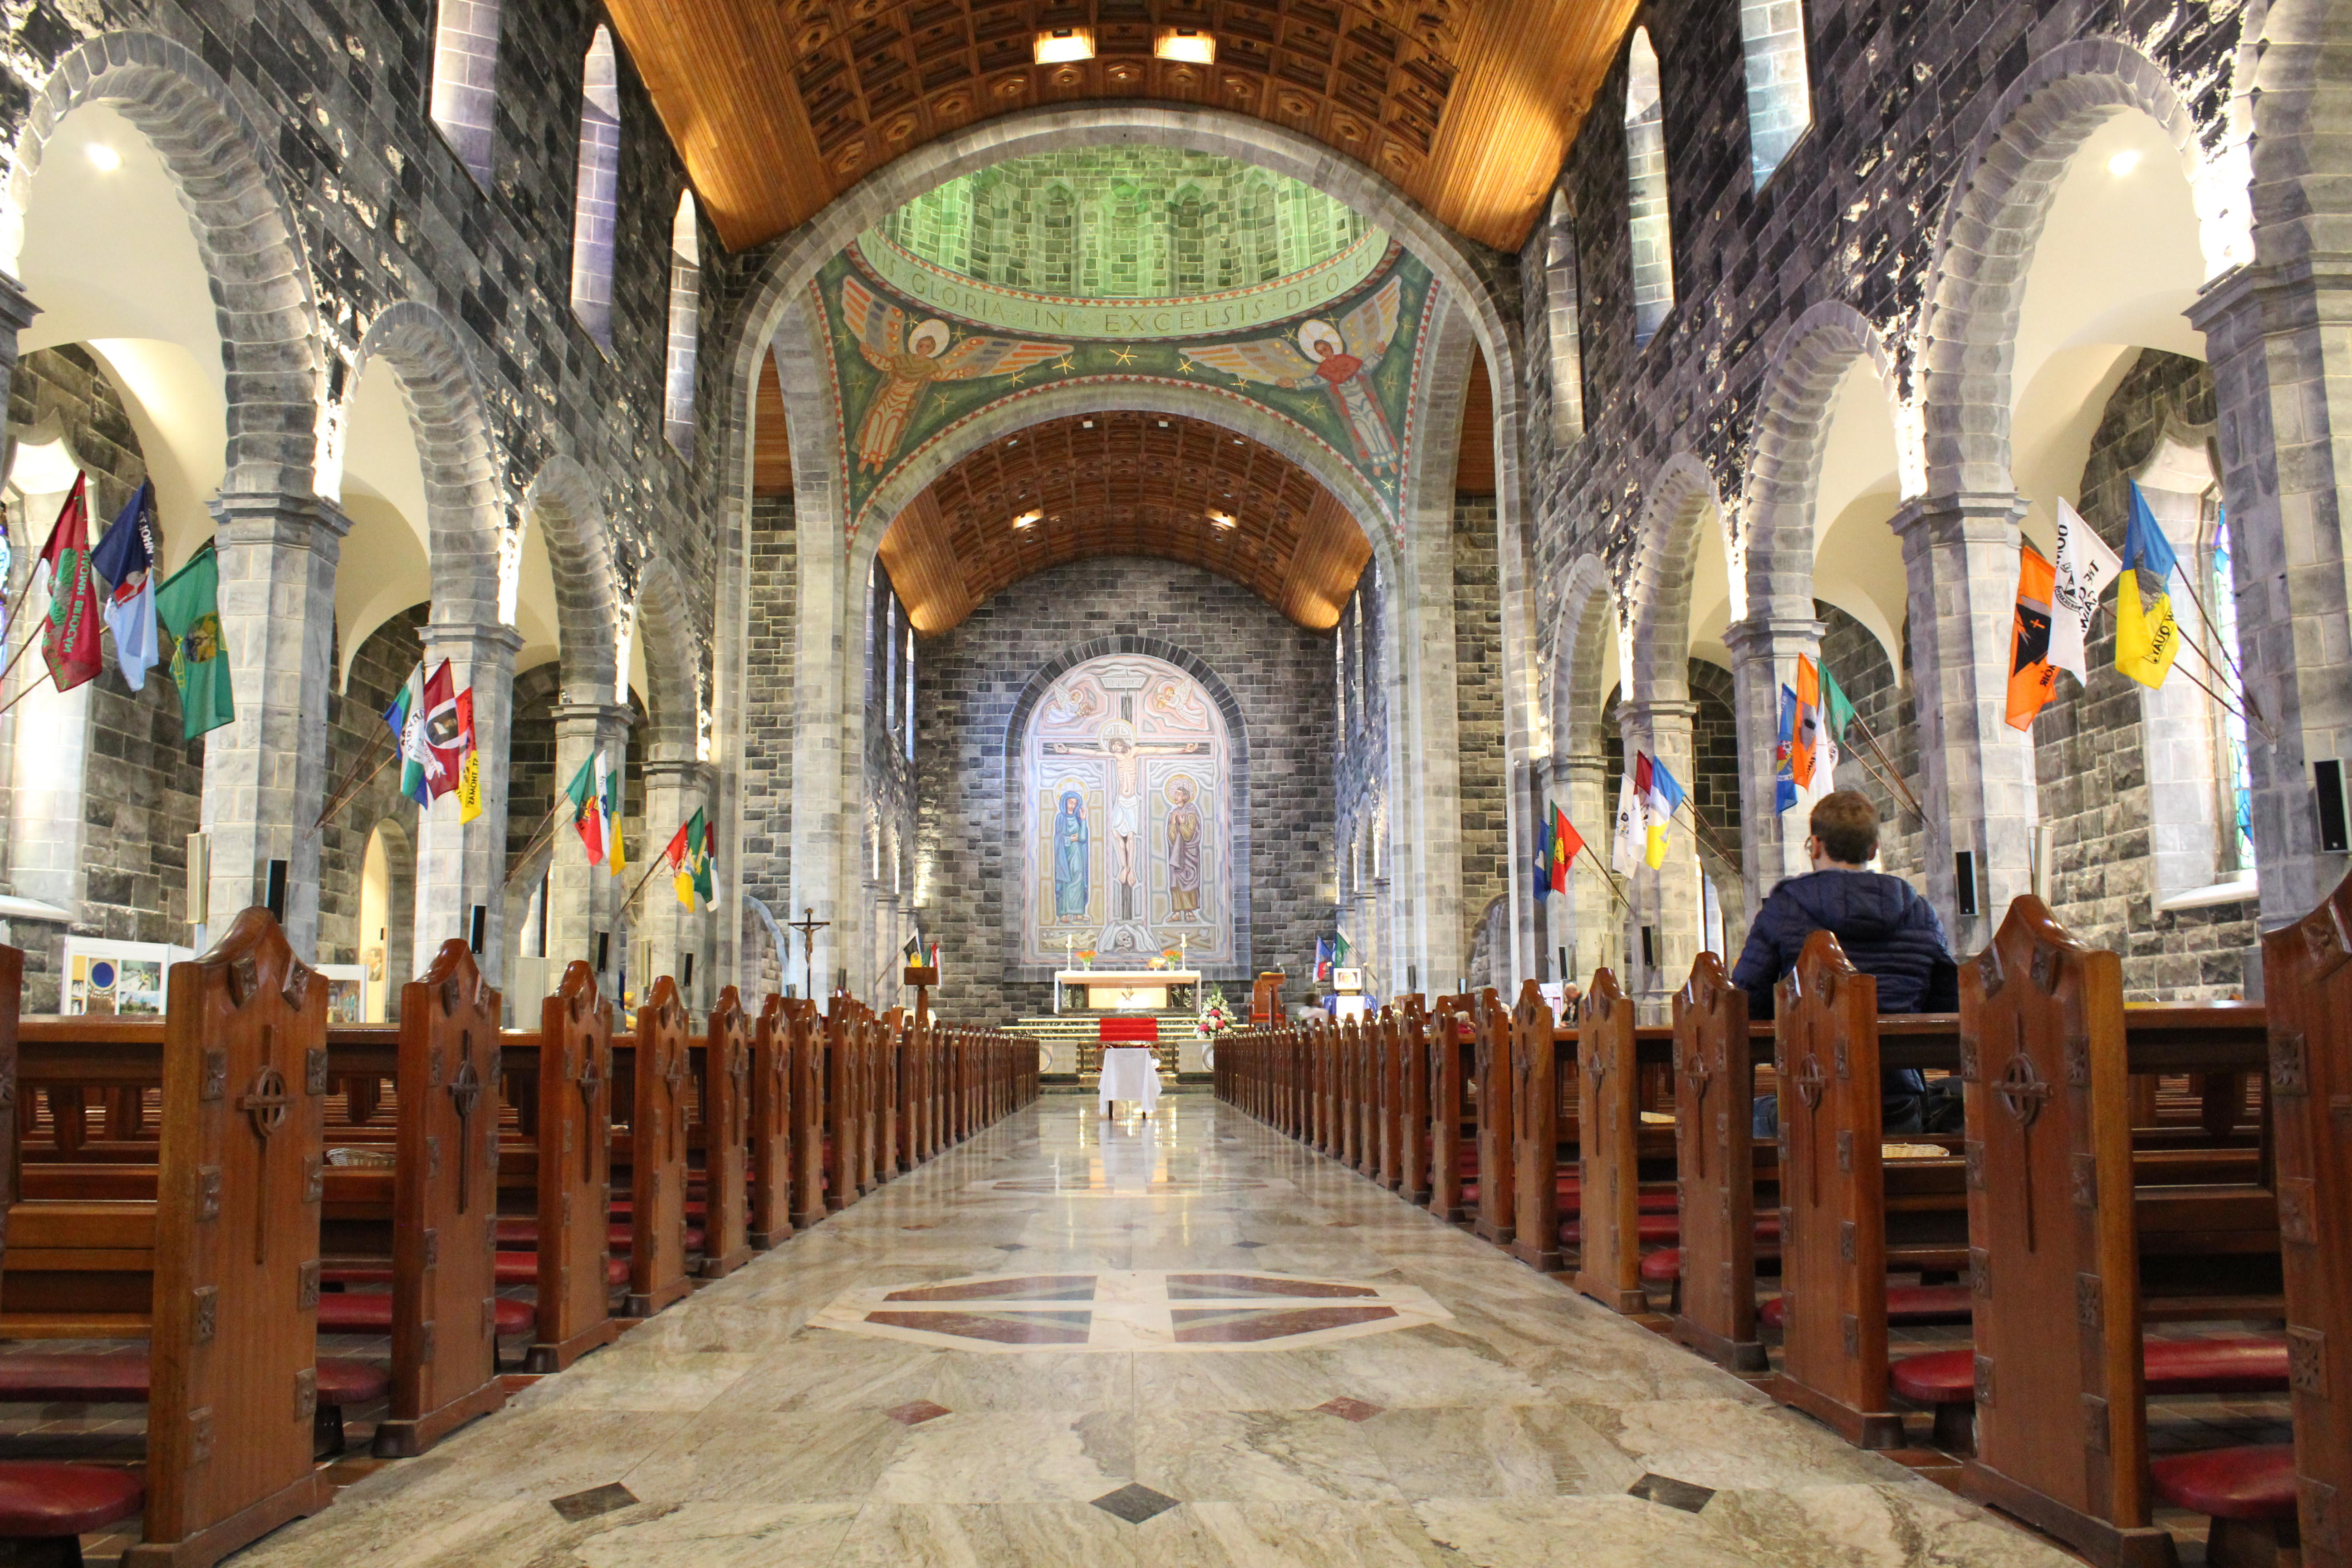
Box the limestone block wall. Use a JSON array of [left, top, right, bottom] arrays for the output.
[[1453, 495, 1508, 965], [913, 557, 1335, 1024], [1814, 603, 1924, 887], [737, 493, 796, 996], [317, 608, 427, 970]]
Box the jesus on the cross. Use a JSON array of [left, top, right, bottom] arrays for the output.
[[1042, 720, 1210, 920]]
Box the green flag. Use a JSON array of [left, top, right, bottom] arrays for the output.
[[153, 542, 233, 741], [1820, 661, 1858, 744]]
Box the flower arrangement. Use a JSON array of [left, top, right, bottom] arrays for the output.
[[1195, 984, 1235, 1039]]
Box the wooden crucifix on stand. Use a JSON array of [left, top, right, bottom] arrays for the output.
[[786, 907, 829, 1001]]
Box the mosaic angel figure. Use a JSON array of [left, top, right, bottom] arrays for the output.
[[1184, 275, 1405, 474], [839, 274, 1069, 471]]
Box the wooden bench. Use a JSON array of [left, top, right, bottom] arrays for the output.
[[692, 987, 754, 1279], [746, 992, 794, 1250], [510, 960, 623, 1372], [1670, 953, 1767, 1371], [1470, 989, 1516, 1247], [1426, 997, 1474, 1225], [619, 976, 695, 1317]]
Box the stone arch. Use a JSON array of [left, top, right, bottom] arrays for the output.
[[1625, 453, 1724, 705], [1740, 300, 1899, 622], [1549, 554, 1614, 760], [1915, 39, 2211, 496], [353, 302, 508, 627], [4, 31, 325, 495], [632, 552, 702, 757], [521, 456, 622, 701], [1001, 633, 1254, 976]]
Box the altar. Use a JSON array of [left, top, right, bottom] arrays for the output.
[[1055, 970, 1201, 1014]]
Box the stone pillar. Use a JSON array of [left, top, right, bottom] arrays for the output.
[[202, 492, 350, 957], [1725, 613, 1825, 915], [1560, 750, 1614, 986], [1618, 697, 1701, 1020], [2190, 260, 2352, 938], [412, 621, 520, 985], [547, 701, 633, 999], [640, 753, 712, 1009], [1888, 492, 2034, 955], [1362, 879, 1387, 998], [0, 273, 39, 441]]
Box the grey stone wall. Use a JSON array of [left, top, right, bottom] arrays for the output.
[[913, 557, 1335, 1024], [737, 493, 796, 995], [1815, 603, 1925, 886], [1454, 495, 1507, 962], [318, 606, 426, 969]]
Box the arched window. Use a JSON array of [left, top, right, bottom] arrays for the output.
[[430, 0, 500, 187], [1738, 0, 1812, 186], [2204, 494, 2254, 876], [569, 27, 621, 349], [1543, 191, 1586, 445], [1623, 29, 1675, 348], [663, 192, 700, 457], [903, 625, 916, 760]]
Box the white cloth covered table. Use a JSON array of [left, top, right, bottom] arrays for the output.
[[1097, 1047, 1161, 1114]]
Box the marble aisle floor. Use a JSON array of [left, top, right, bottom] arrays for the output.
[[222, 1093, 2079, 1568]]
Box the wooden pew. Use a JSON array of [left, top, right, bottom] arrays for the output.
[[1427, 997, 1473, 1224], [1571, 971, 1648, 1309], [1923, 898, 2286, 1565], [789, 998, 828, 1229], [1395, 1000, 1434, 1205], [694, 986, 754, 1279], [1470, 989, 1515, 1247], [747, 993, 794, 1249], [1670, 953, 1766, 1371], [823, 998, 860, 1213], [4, 909, 344, 1566], [1509, 980, 1565, 1273], [876, 1005, 902, 1183], [518, 961, 622, 1372], [622, 976, 694, 1318]]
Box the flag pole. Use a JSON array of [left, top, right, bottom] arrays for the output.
[[1840, 710, 1926, 818], [620, 855, 670, 911], [503, 799, 564, 888], [311, 725, 393, 831], [2164, 564, 2258, 710], [1675, 800, 1744, 875], [1574, 840, 1633, 911], [312, 747, 397, 834], [0, 665, 54, 724]]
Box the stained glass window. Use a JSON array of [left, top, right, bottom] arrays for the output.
[[2207, 503, 2254, 874]]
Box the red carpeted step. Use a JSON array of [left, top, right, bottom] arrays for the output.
[[0, 1462, 142, 1538], [1761, 1283, 1971, 1330], [0, 1353, 387, 1408], [1892, 1336, 2289, 1406], [2149, 1445, 2298, 1521], [317, 1291, 536, 1335]]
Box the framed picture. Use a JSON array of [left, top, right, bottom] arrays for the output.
[[316, 963, 368, 1024], [1333, 966, 1363, 992], [61, 938, 191, 1016]]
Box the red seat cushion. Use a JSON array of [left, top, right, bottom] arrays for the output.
[[334, 1254, 623, 1288], [1640, 1247, 1683, 1283], [0, 1462, 142, 1536], [1893, 1337, 2288, 1407], [1558, 1213, 1683, 1246], [2149, 1445, 2298, 1521], [0, 1353, 387, 1407], [1891, 1348, 1974, 1405], [1762, 1284, 1972, 1331], [318, 1291, 536, 1335]]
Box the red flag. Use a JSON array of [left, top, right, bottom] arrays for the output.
[[420, 659, 462, 799], [1550, 806, 1581, 894], [37, 476, 103, 693]]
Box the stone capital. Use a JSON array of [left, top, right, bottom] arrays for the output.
[[551, 701, 636, 733], [1722, 615, 1824, 665], [1886, 491, 2024, 549], [421, 620, 524, 661], [0, 272, 39, 342], [206, 490, 353, 548], [2187, 253, 2352, 338], [642, 757, 713, 794], [1616, 697, 1698, 734]]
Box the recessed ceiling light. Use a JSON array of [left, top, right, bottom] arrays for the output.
[[1157, 420, 1169, 427], [84, 144, 121, 172], [1206, 510, 1237, 529], [2107, 148, 2142, 176], [1155, 27, 1216, 63], [1082, 419, 1093, 428], [1012, 509, 1043, 530], [1035, 27, 1093, 63]]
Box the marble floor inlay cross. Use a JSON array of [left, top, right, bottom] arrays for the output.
[[217, 1093, 2091, 1568]]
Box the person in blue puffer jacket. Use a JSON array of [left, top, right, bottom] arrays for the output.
[[1732, 791, 1960, 1134]]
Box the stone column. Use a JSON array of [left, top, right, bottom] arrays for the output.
[[202, 492, 349, 957], [1560, 750, 1614, 987], [547, 701, 633, 999], [2190, 260, 2352, 938], [1617, 697, 1701, 1020], [0, 272, 39, 440], [412, 621, 520, 985], [1888, 492, 2034, 955], [639, 753, 712, 1008], [1362, 878, 1387, 998], [1725, 614, 1825, 914]]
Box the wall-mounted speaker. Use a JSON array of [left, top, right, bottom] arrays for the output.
[[2317, 759, 2349, 854]]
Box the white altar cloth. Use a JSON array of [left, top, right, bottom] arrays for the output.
[[1098, 1047, 1161, 1114]]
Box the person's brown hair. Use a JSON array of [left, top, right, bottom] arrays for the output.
[[1809, 790, 1880, 866]]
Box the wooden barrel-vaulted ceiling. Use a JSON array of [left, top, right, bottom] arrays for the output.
[[603, 0, 1641, 252], [878, 410, 1373, 632]]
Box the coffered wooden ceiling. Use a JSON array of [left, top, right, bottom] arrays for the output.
[[878, 410, 1372, 631], [603, 0, 1638, 253]]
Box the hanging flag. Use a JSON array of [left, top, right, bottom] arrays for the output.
[[383, 665, 436, 806], [1314, 936, 1333, 984], [1333, 927, 1352, 966], [420, 660, 462, 799], [2115, 480, 2182, 689], [2050, 498, 2122, 684], [564, 752, 608, 866], [90, 480, 158, 691], [1642, 753, 1687, 870], [36, 476, 103, 693], [1775, 684, 1800, 814], [1532, 810, 1554, 903], [1550, 805, 1581, 895], [1792, 655, 1822, 789], [690, 808, 714, 909], [2006, 543, 2059, 729], [601, 750, 626, 875], [1611, 772, 1643, 871], [666, 807, 708, 909], [1820, 661, 1857, 749], [152, 541, 233, 740], [454, 687, 482, 823]]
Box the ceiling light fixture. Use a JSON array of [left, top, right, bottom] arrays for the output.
[[1206, 510, 1237, 529], [85, 143, 121, 172], [1155, 27, 1216, 63], [1012, 509, 1044, 530], [1034, 27, 1094, 63], [2107, 147, 2142, 176]]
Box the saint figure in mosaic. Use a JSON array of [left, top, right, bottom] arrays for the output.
[[839, 274, 1069, 470], [1182, 274, 1404, 474], [1166, 776, 1204, 917], [1053, 790, 1090, 921]]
